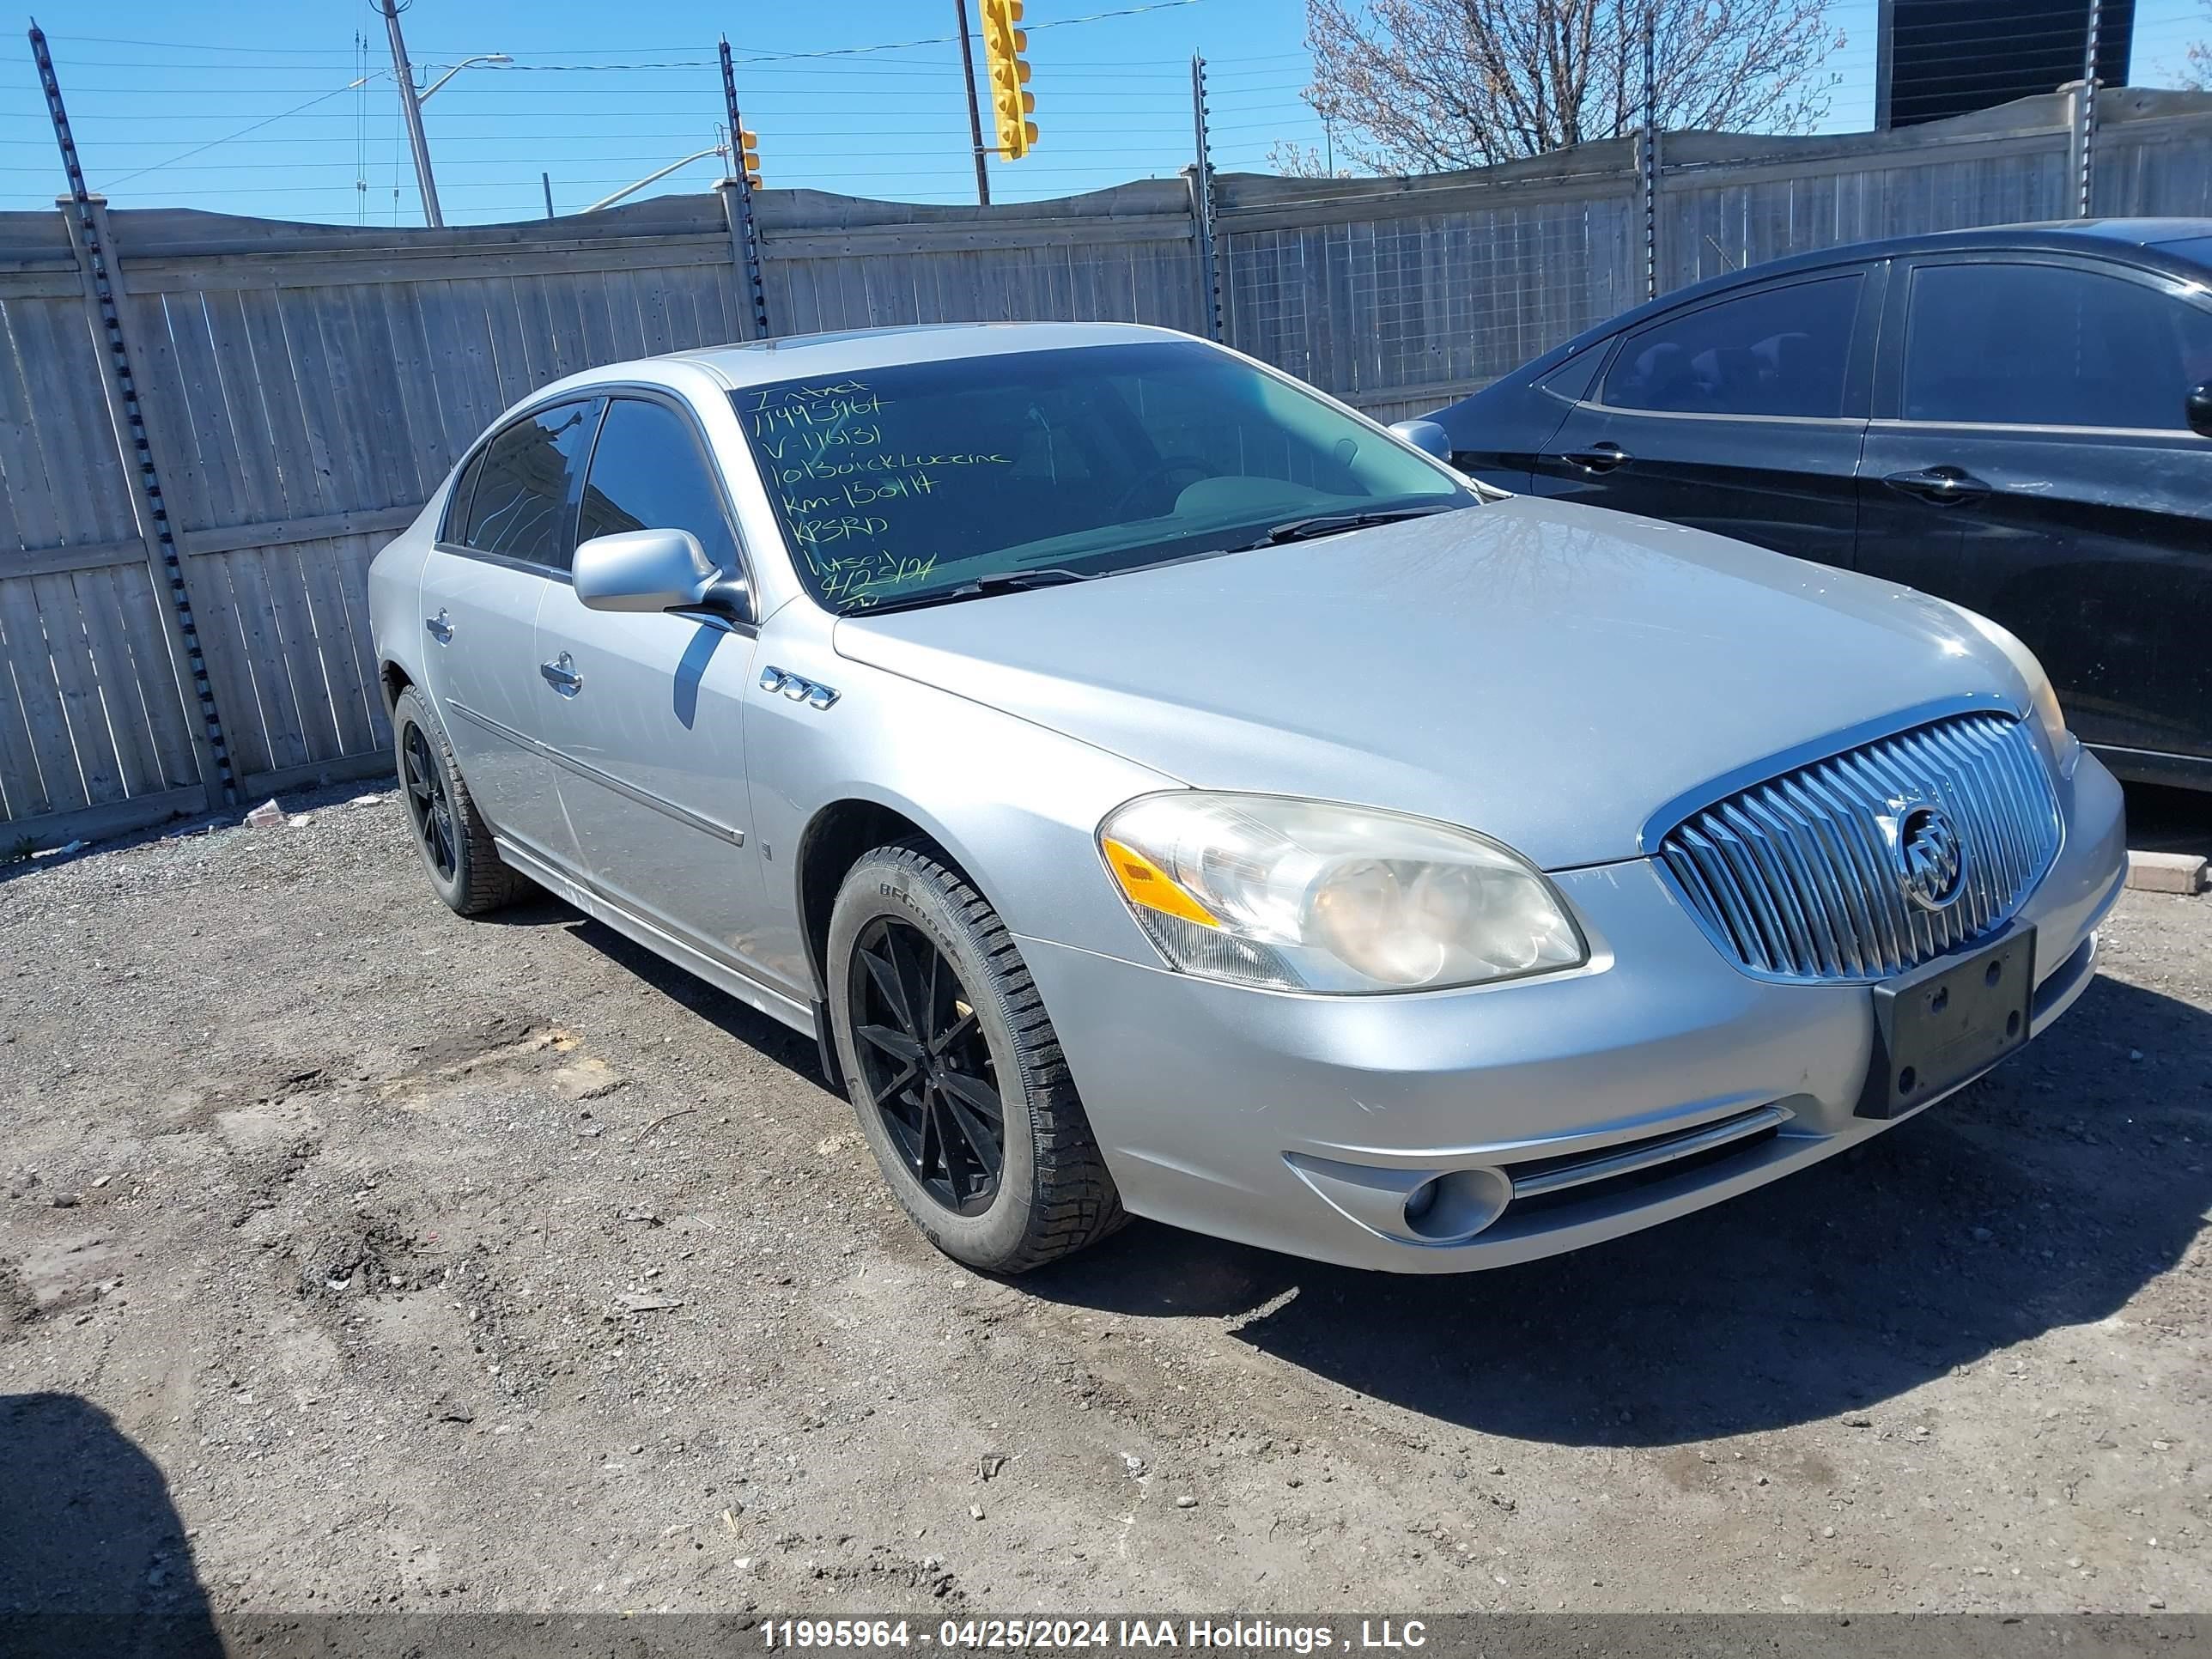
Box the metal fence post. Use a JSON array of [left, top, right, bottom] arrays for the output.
[[1188, 52, 1225, 343], [718, 37, 772, 341], [2076, 0, 2102, 216], [1638, 5, 1659, 300], [36, 24, 235, 811]]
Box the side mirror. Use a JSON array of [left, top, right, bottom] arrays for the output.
[[574, 528, 745, 619], [1389, 418, 1453, 462], [2188, 381, 2212, 439]]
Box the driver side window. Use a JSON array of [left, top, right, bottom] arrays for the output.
[[577, 397, 744, 575]]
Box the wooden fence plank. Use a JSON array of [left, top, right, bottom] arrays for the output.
[[0, 585, 56, 819], [0, 575, 83, 814], [235, 286, 336, 520], [69, 562, 164, 799], [292, 537, 376, 760], [213, 548, 307, 775], [31, 569, 125, 807], [176, 552, 270, 782], [257, 543, 342, 765], [111, 558, 202, 791]]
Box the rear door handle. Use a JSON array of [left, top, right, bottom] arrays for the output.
[[538, 652, 583, 696], [1560, 442, 1631, 473], [424, 610, 452, 644], [1883, 465, 1989, 507]]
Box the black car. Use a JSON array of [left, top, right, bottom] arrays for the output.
[[1421, 219, 2212, 789]]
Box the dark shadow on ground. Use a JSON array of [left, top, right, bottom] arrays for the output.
[[2122, 780, 2212, 860], [1024, 974, 2212, 1447], [0, 1392, 219, 1657], [538, 907, 831, 1090]]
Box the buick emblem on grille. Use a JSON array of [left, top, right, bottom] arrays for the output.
[[1894, 801, 1966, 911]]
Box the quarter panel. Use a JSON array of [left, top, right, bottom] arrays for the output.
[[367, 501, 442, 708]]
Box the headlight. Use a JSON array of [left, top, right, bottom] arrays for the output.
[[1097, 793, 1587, 994], [1933, 598, 2077, 773]]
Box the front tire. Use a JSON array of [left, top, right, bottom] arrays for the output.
[[392, 684, 523, 916], [828, 842, 1125, 1273]]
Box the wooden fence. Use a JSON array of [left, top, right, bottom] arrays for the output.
[[3, 88, 2209, 847]]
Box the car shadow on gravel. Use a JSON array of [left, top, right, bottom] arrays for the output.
[[532, 907, 830, 1084], [0, 1392, 219, 1656], [1026, 974, 2212, 1447]]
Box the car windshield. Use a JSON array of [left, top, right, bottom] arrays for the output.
[[732, 339, 1476, 613]]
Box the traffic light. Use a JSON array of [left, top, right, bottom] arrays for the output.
[[738, 129, 761, 189], [979, 0, 1036, 160]]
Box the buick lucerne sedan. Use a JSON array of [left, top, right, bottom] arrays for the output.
[[368, 321, 2127, 1276]]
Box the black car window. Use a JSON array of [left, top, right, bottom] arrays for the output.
[[1601, 275, 1862, 418], [461, 400, 599, 570], [578, 398, 744, 574], [1539, 343, 1605, 403], [1905, 262, 2212, 430]]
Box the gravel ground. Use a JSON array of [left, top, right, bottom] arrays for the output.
[[0, 784, 2206, 1620]]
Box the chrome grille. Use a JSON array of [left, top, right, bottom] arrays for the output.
[[1657, 713, 2060, 982]]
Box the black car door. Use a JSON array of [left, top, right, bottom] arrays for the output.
[[1526, 264, 1881, 571], [1855, 253, 2212, 776]]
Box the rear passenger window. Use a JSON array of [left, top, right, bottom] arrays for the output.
[[1905, 262, 2212, 430], [1602, 276, 1862, 418], [461, 400, 599, 570], [576, 398, 743, 574]]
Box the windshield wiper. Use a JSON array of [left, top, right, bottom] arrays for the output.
[[1241, 502, 1462, 548], [853, 567, 1091, 615]]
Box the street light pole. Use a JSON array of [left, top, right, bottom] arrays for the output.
[[584, 146, 729, 214], [417, 52, 511, 102], [374, 0, 441, 228]]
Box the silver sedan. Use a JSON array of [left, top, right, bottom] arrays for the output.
[[367, 322, 2127, 1275]]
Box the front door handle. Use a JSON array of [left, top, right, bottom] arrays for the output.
[[538, 652, 583, 697], [424, 610, 453, 644], [1560, 442, 1631, 473], [1883, 465, 1990, 507]]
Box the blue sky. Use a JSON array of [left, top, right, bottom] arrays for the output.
[[0, 0, 2203, 224]]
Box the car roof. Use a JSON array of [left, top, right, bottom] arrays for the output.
[[1738, 217, 2212, 271], [662, 319, 1197, 389], [1449, 217, 2212, 405]]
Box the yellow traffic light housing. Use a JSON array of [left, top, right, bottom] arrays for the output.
[[738, 128, 762, 189], [979, 0, 1036, 160]]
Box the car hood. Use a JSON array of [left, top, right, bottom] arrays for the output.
[[832, 497, 2030, 869]]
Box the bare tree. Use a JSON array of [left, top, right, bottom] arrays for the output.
[[1264, 137, 1352, 177], [1297, 0, 1843, 174]]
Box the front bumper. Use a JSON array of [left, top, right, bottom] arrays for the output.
[[1017, 752, 2127, 1273]]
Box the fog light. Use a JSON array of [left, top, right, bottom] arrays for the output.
[[1401, 1168, 1512, 1242]]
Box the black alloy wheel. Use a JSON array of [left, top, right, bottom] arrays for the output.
[[848, 915, 1006, 1215], [403, 720, 457, 882]]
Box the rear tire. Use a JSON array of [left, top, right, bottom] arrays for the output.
[[828, 840, 1125, 1273], [392, 684, 523, 916]]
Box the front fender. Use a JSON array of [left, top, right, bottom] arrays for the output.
[[743, 602, 1180, 996]]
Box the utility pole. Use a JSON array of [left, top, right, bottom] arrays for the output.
[[953, 0, 991, 205], [376, 0, 442, 228]]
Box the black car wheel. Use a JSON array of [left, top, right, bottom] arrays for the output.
[[391, 685, 524, 916], [828, 841, 1124, 1273]]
